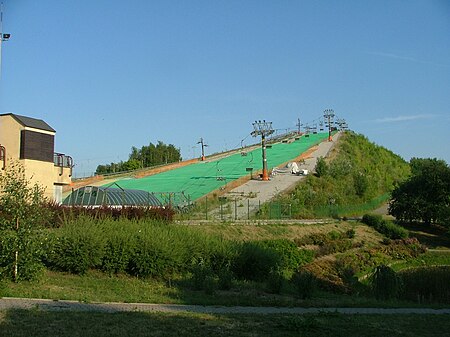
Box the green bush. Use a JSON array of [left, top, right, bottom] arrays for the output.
[[362, 214, 408, 239], [361, 214, 383, 227], [266, 268, 284, 294], [345, 228, 356, 239], [217, 268, 233, 290], [101, 235, 134, 275], [232, 242, 281, 281], [128, 230, 184, 279], [370, 265, 402, 300], [191, 261, 215, 291], [46, 231, 104, 275], [315, 157, 328, 177], [317, 239, 353, 256], [291, 270, 317, 299], [259, 239, 314, 276]]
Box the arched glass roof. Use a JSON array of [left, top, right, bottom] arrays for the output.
[[63, 185, 162, 207]]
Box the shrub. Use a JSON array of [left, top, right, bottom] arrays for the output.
[[46, 230, 104, 274], [399, 266, 450, 304], [101, 235, 134, 275], [362, 213, 408, 239], [370, 265, 402, 300], [217, 268, 233, 291], [128, 230, 185, 279], [291, 270, 317, 299], [259, 239, 314, 276], [266, 268, 284, 294], [43, 203, 175, 228], [232, 242, 281, 281], [345, 228, 356, 239], [317, 239, 353, 256], [361, 214, 383, 228], [191, 261, 215, 292], [315, 157, 328, 177]]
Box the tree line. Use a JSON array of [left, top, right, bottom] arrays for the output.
[[95, 141, 182, 175]]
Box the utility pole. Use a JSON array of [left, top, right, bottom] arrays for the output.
[[197, 138, 208, 161], [323, 109, 335, 142], [0, 2, 11, 81], [251, 120, 274, 181]]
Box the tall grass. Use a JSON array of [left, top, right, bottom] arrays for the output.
[[313, 194, 390, 218], [42, 217, 311, 286], [268, 131, 410, 218], [399, 266, 450, 303]]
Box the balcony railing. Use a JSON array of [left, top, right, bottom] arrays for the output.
[[54, 152, 73, 177]]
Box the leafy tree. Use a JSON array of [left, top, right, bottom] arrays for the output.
[[0, 161, 49, 281], [389, 158, 450, 225]]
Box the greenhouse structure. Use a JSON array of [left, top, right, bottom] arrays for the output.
[[62, 185, 162, 207]]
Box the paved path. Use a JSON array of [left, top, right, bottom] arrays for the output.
[[1, 298, 449, 315]]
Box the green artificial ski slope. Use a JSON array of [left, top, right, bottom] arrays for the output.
[[110, 132, 329, 201]]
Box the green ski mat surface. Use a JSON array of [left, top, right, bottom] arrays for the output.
[[109, 132, 329, 201]]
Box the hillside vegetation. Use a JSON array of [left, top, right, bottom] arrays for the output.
[[275, 131, 410, 218]]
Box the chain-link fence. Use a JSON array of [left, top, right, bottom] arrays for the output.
[[176, 196, 293, 221]]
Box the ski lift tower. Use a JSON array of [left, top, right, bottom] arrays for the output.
[[197, 137, 208, 161], [251, 120, 274, 181], [323, 109, 335, 142]]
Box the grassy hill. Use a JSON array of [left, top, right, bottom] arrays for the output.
[[272, 131, 410, 218]]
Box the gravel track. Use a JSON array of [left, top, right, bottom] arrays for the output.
[[1, 298, 449, 315]]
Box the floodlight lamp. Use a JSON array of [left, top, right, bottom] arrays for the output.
[[2, 33, 10, 40]]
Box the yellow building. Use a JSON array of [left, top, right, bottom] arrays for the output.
[[0, 113, 73, 202]]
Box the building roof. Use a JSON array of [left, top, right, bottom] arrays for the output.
[[0, 113, 56, 133]]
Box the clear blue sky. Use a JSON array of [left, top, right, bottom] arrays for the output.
[[1, 1, 449, 177]]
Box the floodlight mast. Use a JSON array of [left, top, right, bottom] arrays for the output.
[[251, 120, 274, 181], [0, 2, 11, 81], [197, 137, 208, 161], [0, 2, 11, 79], [323, 109, 335, 142]]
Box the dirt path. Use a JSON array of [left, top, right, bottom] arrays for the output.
[[1, 298, 449, 314]]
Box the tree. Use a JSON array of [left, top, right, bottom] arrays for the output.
[[0, 161, 49, 281], [95, 140, 182, 175], [389, 158, 450, 225]]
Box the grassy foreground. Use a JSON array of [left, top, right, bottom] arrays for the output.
[[1, 310, 449, 337], [0, 269, 445, 309]]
